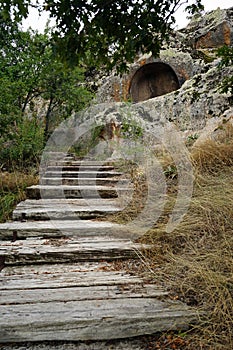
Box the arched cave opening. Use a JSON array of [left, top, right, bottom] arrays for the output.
[[129, 62, 180, 103]]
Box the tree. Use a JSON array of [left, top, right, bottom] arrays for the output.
[[0, 19, 93, 168], [0, 18, 92, 132], [39, 57, 93, 139], [0, 0, 204, 71]]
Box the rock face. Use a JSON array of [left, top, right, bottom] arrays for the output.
[[95, 7, 233, 134], [181, 7, 233, 49], [141, 65, 233, 133]]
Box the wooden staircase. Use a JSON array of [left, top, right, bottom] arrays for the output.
[[0, 154, 198, 345]]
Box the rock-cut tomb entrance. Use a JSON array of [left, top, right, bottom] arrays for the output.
[[129, 62, 180, 102]]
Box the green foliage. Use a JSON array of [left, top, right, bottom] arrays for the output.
[[71, 125, 102, 158], [217, 45, 233, 95], [217, 45, 233, 67], [0, 171, 37, 222], [185, 0, 204, 16], [164, 164, 178, 179], [0, 192, 21, 222], [1, 0, 204, 72], [39, 59, 93, 138], [121, 120, 143, 140], [0, 116, 44, 169], [0, 0, 30, 21], [0, 18, 93, 168]]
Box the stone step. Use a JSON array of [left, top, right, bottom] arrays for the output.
[[26, 184, 130, 199], [0, 219, 134, 240], [0, 263, 198, 342], [43, 171, 123, 178], [40, 177, 129, 186], [12, 198, 123, 221], [0, 237, 147, 264]]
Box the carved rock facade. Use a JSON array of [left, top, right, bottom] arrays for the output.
[[95, 7, 233, 107], [95, 7, 233, 136]]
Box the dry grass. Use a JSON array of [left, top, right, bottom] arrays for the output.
[[110, 123, 233, 349], [138, 169, 233, 349], [0, 171, 38, 222], [191, 122, 233, 173]]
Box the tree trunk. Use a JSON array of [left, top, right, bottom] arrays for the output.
[[44, 96, 54, 141]]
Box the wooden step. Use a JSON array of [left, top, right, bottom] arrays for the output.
[[0, 299, 197, 342], [43, 171, 123, 178], [46, 160, 116, 167], [0, 262, 168, 302], [0, 237, 147, 264], [40, 177, 129, 186], [0, 219, 134, 240], [12, 198, 123, 220], [0, 263, 198, 342], [0, 262, 143, 289], [26, 185, 130, 199], [45, 165, 115, 172]]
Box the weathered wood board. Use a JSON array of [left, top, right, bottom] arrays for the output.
[[41, 177, 129, 186], [12, 198, 122, 220], [0, 237, 147, 264], [45, 165, 115, 171], [43, 171, 123, 178], [0, 219, 134, 240], [26, 185, 130, 199], [0, 298, 197, 342], [0, 262, 144, 289]]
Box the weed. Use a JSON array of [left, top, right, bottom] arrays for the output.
[[0, 171, 37, 222]]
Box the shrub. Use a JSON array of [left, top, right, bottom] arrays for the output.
[[0, 115, 44, 170]]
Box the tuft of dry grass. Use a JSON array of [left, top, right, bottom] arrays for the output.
[[190, 121, 233, 174], [0, 171, 38, 222]]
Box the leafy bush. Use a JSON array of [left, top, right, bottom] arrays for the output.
[[0, 116, 44, 170]]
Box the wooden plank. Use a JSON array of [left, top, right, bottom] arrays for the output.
[[12, 198, 122, 220], [26, 185, 130, 199], [44, 160, 116, 166], [0, 220, 135, 240], [0, 298, 198, 342], [44, 171, 123, 178], [0, 263, 143, 290], [0, 284, 168, 305], [45, 165, 115, 171], [0, 237, 146, 264], [15, 198, 120, 206], [41, 177, 129, 186]]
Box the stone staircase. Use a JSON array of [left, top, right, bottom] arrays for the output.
[[0, 154, 198, 346]]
